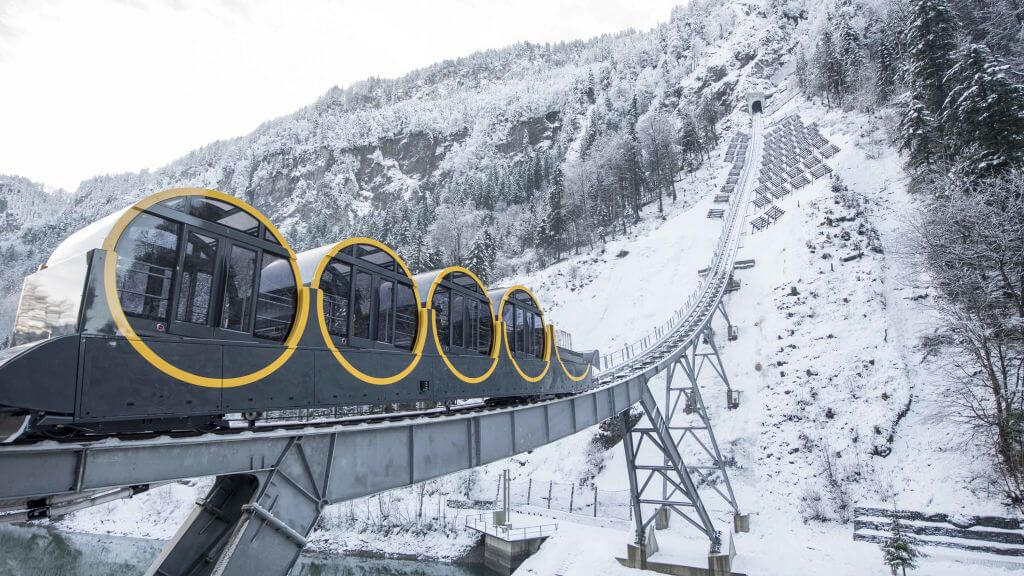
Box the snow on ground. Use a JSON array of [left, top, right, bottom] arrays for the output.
[[492, 102, 1024, 574]]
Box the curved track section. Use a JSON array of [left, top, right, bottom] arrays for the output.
[[0, 114, 764, 575]]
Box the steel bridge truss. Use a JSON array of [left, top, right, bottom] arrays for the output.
[[664, 302, 740, 511], [621, 301, 744, 560]]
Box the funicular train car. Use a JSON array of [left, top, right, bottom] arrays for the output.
[[0, 188, 594, 442]]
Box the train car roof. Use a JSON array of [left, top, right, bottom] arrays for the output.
[[46, 207, 129, 267]]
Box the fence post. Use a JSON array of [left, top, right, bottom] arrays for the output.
[[593, 489, 598, 518], [569, 484, 575, 513], [547, 481, 553, 509], [527, 479, 532, 506]]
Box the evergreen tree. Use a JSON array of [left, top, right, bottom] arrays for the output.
[[835, 12, 863, 96], [540, 164, 566, 259], [697, 96, 720, 147], [876, 26, 899, 103], [898, 92, 940, 170], [465, 228, 497, 284], [424, 246, 443, 270], [906, 0, 959, 121], [941, 44, 1024, 174], [880, 508, 921, 576], [624, 96, 646, 221], [795, 47, 813, 95]]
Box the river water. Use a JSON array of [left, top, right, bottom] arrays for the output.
[[0, 525, 490, 576]]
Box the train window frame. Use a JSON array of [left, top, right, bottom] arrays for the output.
[[430, 272, 493, 356], [114, 212, 181, 328], [321, 260, 352, 342], [254, 252, 298, 342], [116, 200, 296, 343], [321, 246, 419, 352], [504, 289, 545, 360]]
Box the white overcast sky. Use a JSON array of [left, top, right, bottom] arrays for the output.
[[0, 0, 681, 191]]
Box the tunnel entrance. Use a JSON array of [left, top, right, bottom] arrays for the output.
[[751, 100, 762, 114]]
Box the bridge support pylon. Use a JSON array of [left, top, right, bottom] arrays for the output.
[[145, 435, 334, 576], [620, 384, 721, 557], [659, 303, 747, 533]]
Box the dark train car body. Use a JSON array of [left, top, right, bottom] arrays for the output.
[[0, 188, 595, 441]]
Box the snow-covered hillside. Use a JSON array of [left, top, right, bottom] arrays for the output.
[[512, 102, 1021, 575]]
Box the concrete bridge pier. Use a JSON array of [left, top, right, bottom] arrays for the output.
[[483, 531, 549, 575]]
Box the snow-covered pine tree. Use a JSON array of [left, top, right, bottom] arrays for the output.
[[897, 92, 939, 171], [795, 46, 813, 95], [465, 229, 497, 284], [875, 23, 899, 104], [880, 507, 921, 576], [905, 0, 959, 121], [835, 10, 864, 98], [815, 26, 844, 106], [539, 164, 566, 260], [941, 43, 1024, 174], [625, 96, 646, 221]]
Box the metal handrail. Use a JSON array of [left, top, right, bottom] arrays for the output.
[[465, 513, 558, 540], [598, 115, 759, 375]]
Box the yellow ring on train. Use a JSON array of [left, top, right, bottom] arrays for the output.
[[101, 188, 309, 388], [552, 326, 591, 382], [425, 267, 500, 384], [496, 285, 551, 383], [310, 237, 428, 386]]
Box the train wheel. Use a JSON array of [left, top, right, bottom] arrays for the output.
[[242, 412, 261, 430]]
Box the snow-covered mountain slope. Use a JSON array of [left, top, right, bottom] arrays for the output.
[[507, 102, 1021, 575]]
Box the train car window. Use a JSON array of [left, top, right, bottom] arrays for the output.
[[431, 277, 490, 355], [254, 253, 297, 341], [220, 245, 257, 333], [376, 279, 395, 344], [434, 287, 450, 348], [12, 256, 88, 347], [503, 304, 514, 349], [515, 307, 525, 354], [158, 196, 189, 212], [394, 283, 417, 350], [533, 312, 544, 358], [352, 270, 372, 339], [116, 212, 181, 322], [452, 293, 465, 348], [467, 299, 480, 352], [188, 197, 260, 236], [477, 303, 492, 354], [322, 261, 351, 339], [175, 231, 217, 325], [528, 312, 537, 356], [356, 245, 395, 271]]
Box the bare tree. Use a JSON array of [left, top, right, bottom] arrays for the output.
[[637, 110, 681, 214], [916, 169, 1024, 509]]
